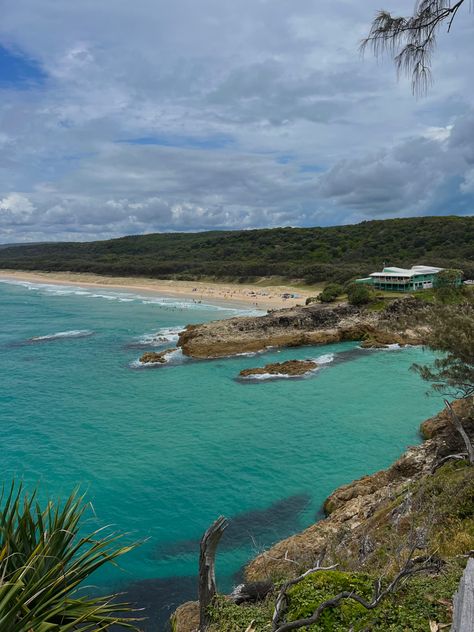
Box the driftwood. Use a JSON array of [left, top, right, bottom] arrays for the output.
[[198, 516, 228, 631], [452, 557, 474, 631], [445, 400, 474, 466]]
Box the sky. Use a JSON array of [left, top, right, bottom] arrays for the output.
[[0, 0, 473, 243]]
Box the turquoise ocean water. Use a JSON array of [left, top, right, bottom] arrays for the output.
[[0, 279, 443, 628]]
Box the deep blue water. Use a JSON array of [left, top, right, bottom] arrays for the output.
[[0, 279, 442, 629]]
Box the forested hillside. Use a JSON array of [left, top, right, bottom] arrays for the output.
[[0, 216, 473, 284]]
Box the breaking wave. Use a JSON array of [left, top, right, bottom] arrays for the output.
[[28, 330, 94, 342], [0, 279, 256, 313]]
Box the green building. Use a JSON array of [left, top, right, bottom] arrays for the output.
[[356, 265, 448, 292]]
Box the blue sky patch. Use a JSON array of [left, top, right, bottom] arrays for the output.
[[0, 44, 46, 88], [117, 133, 236, 151]]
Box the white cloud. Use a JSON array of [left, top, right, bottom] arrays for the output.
[[0, 193, 36, 224], [0, 0, 472, 241]]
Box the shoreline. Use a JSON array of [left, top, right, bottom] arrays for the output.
[[0, 270, 317, 311]]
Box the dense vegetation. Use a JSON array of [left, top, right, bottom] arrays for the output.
[[0, 215, 473, 284]]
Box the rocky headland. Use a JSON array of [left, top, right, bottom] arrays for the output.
[[177, 297, 429, 359]]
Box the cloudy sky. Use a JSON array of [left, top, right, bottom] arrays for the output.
[[0, 0, 473, 242]]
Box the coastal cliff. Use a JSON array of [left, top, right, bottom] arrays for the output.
[[178, 298, 429, 359], [171, 399, 474, 631]]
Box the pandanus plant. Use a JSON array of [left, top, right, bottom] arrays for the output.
[[0, 484, 141, 631]]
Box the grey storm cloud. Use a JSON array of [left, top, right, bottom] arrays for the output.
[[0, 0, 473, 241]]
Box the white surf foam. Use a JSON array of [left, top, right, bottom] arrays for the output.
[[314, 352, 335, 365], [137, 326, 185, 346], [0, 278, 258, 314], [29, 330, 94, 342], [357, 343, 416, 351]]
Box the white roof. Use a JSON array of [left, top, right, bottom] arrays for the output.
[[370, 265, 443, 278]]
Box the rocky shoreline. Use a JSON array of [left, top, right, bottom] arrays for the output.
[[171, 398, 474, 631], [177, 298, 429, 359]]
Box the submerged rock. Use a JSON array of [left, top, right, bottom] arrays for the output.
[[139, 348, 176, 364], [239, 359, 318, 377]]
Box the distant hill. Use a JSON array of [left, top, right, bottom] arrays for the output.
[[1, 215, 473, 284]]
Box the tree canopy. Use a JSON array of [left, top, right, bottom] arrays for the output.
[[412, 303, 474, 399]]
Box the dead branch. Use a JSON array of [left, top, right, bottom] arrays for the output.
[[444, 400, 474, 465], [431, 452, 468, 473], [198, 515, 228, 631]]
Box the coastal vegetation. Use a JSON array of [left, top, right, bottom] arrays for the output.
[[0, 484, 139, 631], [0, 216, 473, 285]]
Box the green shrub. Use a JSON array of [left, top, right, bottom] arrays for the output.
[[347, 283, 374, 306], [318, 283, 344, 303]]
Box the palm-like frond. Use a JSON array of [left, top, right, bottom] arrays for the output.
[[0, 484, 142, 631]]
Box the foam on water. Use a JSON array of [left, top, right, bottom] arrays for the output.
[[137, 327, 186, 346], [314, 352, 335, 364], [29, 330, 94, 342], [0, 278, 256, 314]]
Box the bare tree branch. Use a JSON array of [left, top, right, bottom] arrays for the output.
[[444, 399, 474, 465], [272, 552, 439, 632], [271, 563, 338, 630]]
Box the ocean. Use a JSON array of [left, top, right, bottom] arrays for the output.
[[0, 279, 443, 629]]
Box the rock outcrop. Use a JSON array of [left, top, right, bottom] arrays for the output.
[[239, 359, 318, 378], [139, 348, 175, 363], [178, 298, 429, 359]]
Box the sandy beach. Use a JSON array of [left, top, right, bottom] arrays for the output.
[[0, 270, 319, 310]]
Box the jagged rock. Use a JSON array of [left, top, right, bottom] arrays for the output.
[[239, 359, 318, 377], [139, 348, 175, 364]]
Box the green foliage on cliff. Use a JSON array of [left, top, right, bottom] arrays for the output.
[[207, 565, 462, 631], [1, 215, 473, 284]]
